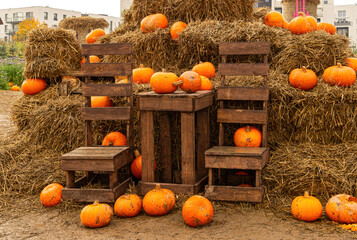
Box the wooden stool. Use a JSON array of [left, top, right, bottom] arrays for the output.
[[61, 43, 134, 203], [136, 90, 214, 195], [205, 42, 271, 202]]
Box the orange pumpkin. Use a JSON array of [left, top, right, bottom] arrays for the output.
[[170, 21, 187, 42], [200, 76, 213, 90], [346, 58, 357, 72], [114, 194, 142, 218], [317, 22, 336, 35], [150, 70, 179, 94], [141, 14, 168, 33], [289, 66, 317, 90], [80, 201, 113, 228], [80, 55, 101, 64], [8, 82, 14, 87], [21, 78, 47, 95], [323, 63, 356, 87], [91, 96, 113, 107], [264, 11, 285, 28], [10, 85, 20, 91], [283, 20, 290, 30], [192, 62, 215, 79], [234, 126, 262, 147], [102, 132, 127, 146], [177, 71, 202, 93], [237, 184, 253, 187], [143, 184, 175, 216], [133, 64, 155, 84], [235, 171, 249, 176], [326, 194, 357, 224], [182, 195, 214, 227], [291, 192, 323, 222], [289, 12, 317, 34], [131, 153, 156, 179], [40, 183, 64, 207], [86, 29, 106, 44]]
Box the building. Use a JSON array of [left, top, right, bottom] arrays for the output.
[[0, 6, 122, 41]]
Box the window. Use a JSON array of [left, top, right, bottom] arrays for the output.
[[275, 8, 282, 13], [324, 0, 328, 4], [53, 25, 57, 28], [338, 10, 346, 20], [4, 25, 7, 33], [110, 21, 113, 32], [4, 36, 7, 42], [63, 14, 67, 19], [337, 27, 349, 37], [54, 13, 58, 21], [5, 14, 8, 21], [13, 12, 23, 22], [44, 12, 48, 20], [317, 18, 321, 23], [26, 12, 33, 20]]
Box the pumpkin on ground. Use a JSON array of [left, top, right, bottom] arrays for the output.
[[150, 70, 179, 94], [86, 29, 106, 44], [170, 21, 187, 42], [200, 76, 213, 90], [182, 195, 214, 227], [143, 184, 175, 216], [80, 55, 101, 64], [317, 22, 336, 35], [40, 183, 64, 207], [21, 78, 47, 95], [289, 66, 317, 90], [80, 201, 113, 228], [10, 85, 20, 91], [234, 126, 262, 147], [8, 82, 14, 87], [289, 12, 317, 34], [264, 11, 285, 28], [177, 71, 202, 93], [322, 63, 356, 87], [326, 194, 357, 224], [346, 58, 357, 72], [131, 150, 156, 179], [141, 14, 168, 33], [133, 64, 155, 84], [114, 194, 142, 218], [192, 62, 215, 79], [102, 131, 127, 146], [291, 192, 322, 222], [91, 96, 113, 107]]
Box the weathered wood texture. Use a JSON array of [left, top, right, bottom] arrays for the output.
[[205, 185, 264, 202], [82, 107, 131, 121], [82, 83, 132, 97], [217, 109, 267, 124], [80, 62, 132, 77], [81, 43, 132, 55], [217, 87, 269, 101]]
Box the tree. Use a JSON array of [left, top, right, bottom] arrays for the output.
[[13, 18, 47, 41]]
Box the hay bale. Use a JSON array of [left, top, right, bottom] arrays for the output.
[[253, 7, 271, 23], [282, 0, 320, 22]]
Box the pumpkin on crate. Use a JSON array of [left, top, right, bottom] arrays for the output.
[[150, 69, 179, 94], [170, 21, 187, 42], [141, 13, 168, 33], [289, 66, 317, 90], [264, 11, 285, 28], [192, 62, 216, 79], [102, 131, 127, 146], [40, 183, 64, 207], [291, 192, 322, 222], [234, 126, 262, 147], [200, 76, 213, 90], [80, 55, 101, 64], [317, 22, 336, 35], [326, 194, 357, 224], [21, 78, 47, 95], [176, 71, 202, 93], [114, 194, 142, 218], [289, 12, 317, 34], [322, 63, 356, 87], [131, 150, 156, 179], [346, 58, 357, 72], [10, 85, 20, 91], [80, 201, 113, 228], [133, 64, 155, 84], [143, 184, 175, 216], [182, 195, 214, 227], [91, 96, 113, 107], [86, 29, 106, 44]]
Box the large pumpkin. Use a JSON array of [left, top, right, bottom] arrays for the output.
[[264, 11, 285, 28], [323, 63, 356, 87], [289, 12, 317, 34], [91, 96, 113, 107], [170, 21, 187, 42], [234, 126, 262, 147], [192, 62, 215, 79], [326, 194, 357, 224], [178, 71, 202, 93], [21, 78, 47, 95], [150, 70, 179, 94], [40, 183, 64, 207], [317, 22, 336, 35], [102, 131, 127, 146], [143, 184, 175, 216], [182, 195, 214, 227], [289, 66, 317, 90], [141, 14, 168, 33], [114, 194, 142, 218], [346, 58, 357, 72], [200, 76, 213, 90], [291, 192, 323, 222], [80, 201, 113, 228], [86, 29, 106, 44], [133, 64, 155, 84]]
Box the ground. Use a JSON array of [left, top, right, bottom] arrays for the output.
[[0, 90, 356, 240]]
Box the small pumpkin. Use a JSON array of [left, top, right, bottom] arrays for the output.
[[80, 201, 113, 228], [322, 63, 356, 87], [289, 12, 317, 34], [289, 66, 317, 90], [133, 64, 155, 84], [141, 13, 168, 33], [86, 29, 106, 44], [91, 96, 113, 107], [170, 21, 187, 42], [326, 194, 357, 224], [131, 150, 157, 179], [234, 126, 262, 147], [114, 194, 142, 218], [102, 131, 127, 146], [143, 184, 175, 216], [21, 78, 47, 95], [264, 11, 285, 28], [200, 76, 213, 90], [10, 85, 20, 91], [40, 183, 64, 207], [192, 62, 215, 79], [182, 195, 214, 227], [150, 70, 179, 94], [346, 58, 357, 72], [80, 55, 101, 64], [317, 22, 336, 35], [8, 82, 14, 87], [291, 192, 323, 222], [177, 71, 202, 93]]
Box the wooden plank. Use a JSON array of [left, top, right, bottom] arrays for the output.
[[181, 112, 196, 184], [218, 63, 269, 76], [62, 159, 115, 171], [62, 188, 115, 203], [196, 109, 210, 180], [193, 92, 214, 111], [256, 170, 262, 187], [113, 177, 132, 200], [82, 107, 131, 121], [141, 111, 155, 182], [81, 62, 132, 77], [217, 109, 267, 124], [66, 171, 75, 188], [208, 169, 214, 185], [219, 42, 270, 55], [81, 43, 132, 55], [113, 147, 134, 170], [217, 87, 269, 101], [159, 113, 172, 183], [205, 154, 265, 170], [205, 185, 264, 202], [82, 83, 132, 97], [109, 172, 118, 189], [61, 146, 129, 160], [205, 146, 267, 157]]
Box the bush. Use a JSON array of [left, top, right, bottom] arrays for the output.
[[0, 57, 25, 90]]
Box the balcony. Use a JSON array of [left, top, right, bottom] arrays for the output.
[[334, 18, 351, 26], [5, 29, 16, 36], [5, 17, 24, 24]]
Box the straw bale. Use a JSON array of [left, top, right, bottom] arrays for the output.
[[282, 0, 320, 21], [253, 7, 271, 23]]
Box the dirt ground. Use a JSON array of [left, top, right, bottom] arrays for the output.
[[0, 90, 356, 240]]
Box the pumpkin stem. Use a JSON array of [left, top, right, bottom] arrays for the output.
[[298, 12, 305, 17], [301, 66, 307, 72], [348, 196, 357, 203], [134, 149, 141, 158], [337, 63, 342, 68], [304, 191, 310, 198], [93, 200, 99, 206], [139, 64, 144, 68], [245, 126, 251, 132], [173, 80, 184, 87], [155, 184, 161, 190]]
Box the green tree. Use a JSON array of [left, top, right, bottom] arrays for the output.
[[13, 18, 47, 41]]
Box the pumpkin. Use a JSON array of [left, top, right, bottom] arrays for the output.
[[177, 71, 202, 93], [141, 14, 168, 33], [102, 131, 127, 146], [21, 78, 47, 95], [289, 12, 317, 34], [170, 21, 187, 42], [192, 62, 215, 79], [326, 194, 357, 224], [131, 150, 157, 179], [235, 171, 249, 176], [322, 63, 356, 87], [346, 58, 357, 72], [117, 79, 128, 84], [80, 55, 101, 64], [291, 192, 323, 222], [10, 85, 20, 91], [237, 184, 253, 187], [40, 183, 64, 207], [80, 201, 113, 228], [317, 22, 336, 35], [133, 64, 155, 84], [91, 96, 112, 107], [114, 194, 142, 218], [289, 66, 317, 90], [143, 184, 175, 216], [150, 70, 179, 94], [200, 76, 213, 90], [8, 82, 14, 87], [283, 20, 290, 30], [234, 126, 262, 147], [86, 29, 106, 44], [114, 75, 128, 83], [182, 195, 214, 227], [264, 11, 285, 28]]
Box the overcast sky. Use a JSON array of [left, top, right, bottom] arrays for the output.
[[0, 0, 356, 18]]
